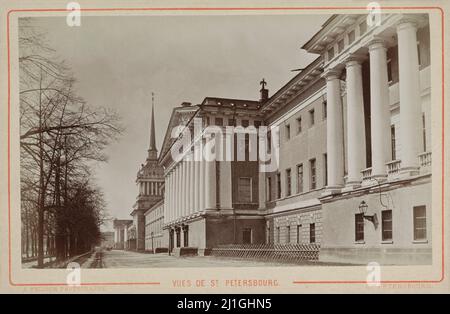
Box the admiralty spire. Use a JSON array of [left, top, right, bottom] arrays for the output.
[[130, 93, 164, 251]]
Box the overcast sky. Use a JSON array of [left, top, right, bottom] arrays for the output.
[[31, 14, 330, 229]]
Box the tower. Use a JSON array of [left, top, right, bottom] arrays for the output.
[[131, 93, 164, 251]]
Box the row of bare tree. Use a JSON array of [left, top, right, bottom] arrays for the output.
[[19, 19, 122, 267]]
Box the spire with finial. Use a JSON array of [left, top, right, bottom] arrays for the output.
[[259, 78, 269, 102], [147, 92, 157, 160]]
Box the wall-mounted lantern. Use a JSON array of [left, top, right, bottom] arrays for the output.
[[358, 201, 378, 227]]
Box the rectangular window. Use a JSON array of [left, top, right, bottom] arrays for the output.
[[338, 39, 344, 53], [323, 154, 328, 187], [348, 30, 355, 44], [382, 210, 393, 241], [297, 116, 302, 134], [276, 227, 280, 243], [309, 223, 316, 244], [391, 125, 396, 160], [285, 124, 291, 140], [310, 158, 317, 190], [309, 109, 315, 127], [413, 206, 427, 241], [297, 164, 304, 194], [359, 21, 367, 35], [238, 177, 252, 203], [296, 225, 302, 244], [242, 228, 252, 244], [215, 117, 223, 126], [286, 168, 292, 197], [322, 101, 327, 120], [266, 177, 272, 202], [267, 130, 272, 152], [183, 227, 189, 247], [287, 226, 291, 243], [355, 213, 364, 242], [277, 173, 282, 199], [422, 113, 427, 152], [387, 59, 393, 83]]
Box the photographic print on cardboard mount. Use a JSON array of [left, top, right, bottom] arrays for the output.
[[0, 0, 446, 292]]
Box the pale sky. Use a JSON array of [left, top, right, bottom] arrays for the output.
[[31, 14, 330, 230]]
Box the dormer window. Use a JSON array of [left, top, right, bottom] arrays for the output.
[[338, 39, 344, 53], [359, 21, 367, 35], [348, 30, 355, 44], [327, 46, 335, 61]]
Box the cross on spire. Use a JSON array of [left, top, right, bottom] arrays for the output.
[[260, 78, 267, 89]]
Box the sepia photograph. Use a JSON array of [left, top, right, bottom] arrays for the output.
[[0, 0, 447, 296], [17, 10, 432, 270]]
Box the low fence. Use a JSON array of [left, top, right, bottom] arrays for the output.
[[210, 244, 320, 262]]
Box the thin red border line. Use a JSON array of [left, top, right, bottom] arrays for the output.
[[6, 6, 445, 287]]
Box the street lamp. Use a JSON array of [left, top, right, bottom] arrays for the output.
[[358, 200, 378, 227]]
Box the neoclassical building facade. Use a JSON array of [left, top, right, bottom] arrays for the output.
[[262, 13, 431, 264], [159, 97, 266, 255], [129, 13, 432, 264]]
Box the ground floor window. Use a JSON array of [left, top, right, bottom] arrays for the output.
[[286, 226, 291, 243], [355, 213, 364, 242], [413, 206, 427, 241], [183, 226, 189, 247], [309, 223, 316, 244], [276, 227, 280, 243], [169, 230, 174, 250], [243, 228, 252, 244], [382, 210, 393, 241], [176, 228, 181, 248], [296, 224, 302, 244]]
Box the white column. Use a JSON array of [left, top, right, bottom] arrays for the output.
[[164, 175, 169, 223], [181, 162, 186, 217], [170, 173, 174, 222], [258, 172, 265, 209], [180, 161, 184, 217], [397, 19, 422, 174], [205, 160, 216, 209], [175, 165, 180, 219], [194, 160, 200, 212], [185, 159, 190, 216], [171, 172, 175, 221], [189, 158, 195, 214], [324, 69, 345, 190], [182, 160, 188, 217], [199, 159, 205, 211], [345, 56, 367, 186], [369, 38, 391, 179], [219, 161, 232, 209]]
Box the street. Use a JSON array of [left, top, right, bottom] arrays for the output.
[[79, 249, 329, 268]]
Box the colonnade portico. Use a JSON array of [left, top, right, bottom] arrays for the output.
[[324, 17, 425, 193], [164, 151, 231, 225]]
